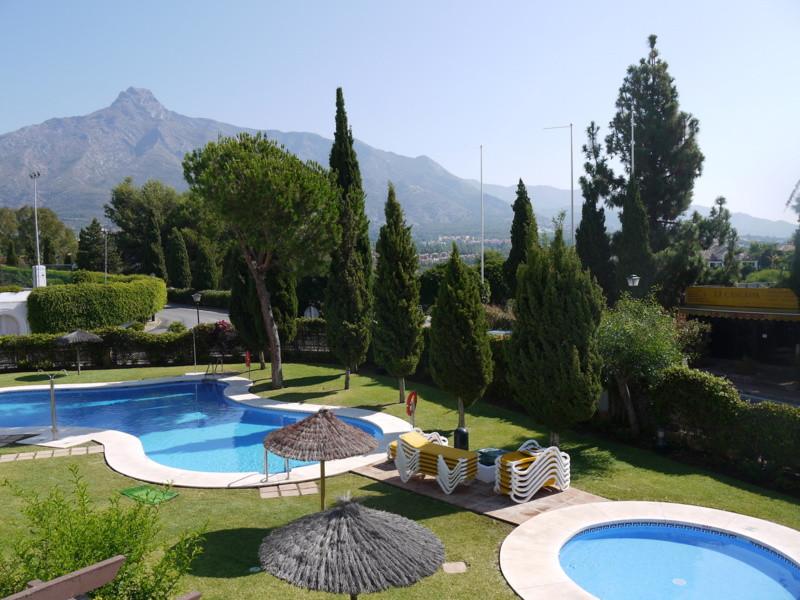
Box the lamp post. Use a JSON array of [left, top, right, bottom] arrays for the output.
[[544, 123, 574, 245], [191, 292, 202, 367], [480, 144, 484, 284], [29, 171, 47, 288], [626, 274, 641, 288]]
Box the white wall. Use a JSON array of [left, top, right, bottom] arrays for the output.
[[0, 291, 31, 335]]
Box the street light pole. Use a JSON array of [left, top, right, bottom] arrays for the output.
[[191, 292, 202, 368], [102, 228, 108, 284], [480, 144, 484, 283], [29, 171, 41, 265], [543, 124, 575, 245]]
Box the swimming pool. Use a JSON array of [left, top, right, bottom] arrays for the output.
[[0, 380, 382, 474], [559, 521, 800, 599]]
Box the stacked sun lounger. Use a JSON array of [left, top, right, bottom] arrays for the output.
[[494, 441, 570, 503], [389, 430, 478, 495]]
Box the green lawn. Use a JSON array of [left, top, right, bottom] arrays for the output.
[[0, 362, 798, 599]]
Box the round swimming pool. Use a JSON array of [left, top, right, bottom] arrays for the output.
[[559, 521, 800, 599], [0, 381, 382, 474]]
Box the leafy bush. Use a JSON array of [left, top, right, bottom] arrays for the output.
[[0, 285, 22, 293], [0, 465, 203, 599], [167, 287, 231, 309], [27, 277, 167, 333], [484, 304, 514, 331], [651, 365, 743, 455], [737, 401, 800, 479], [167, 320, 187, 333]]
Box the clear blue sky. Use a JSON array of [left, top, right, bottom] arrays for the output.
[[1, 0, 798, 221]]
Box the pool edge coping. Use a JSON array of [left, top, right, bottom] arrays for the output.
[[0, 373, 413, 488], [499, 500, 800, 600]]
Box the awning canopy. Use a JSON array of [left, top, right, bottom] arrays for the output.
[[679, 305, 800, 322]]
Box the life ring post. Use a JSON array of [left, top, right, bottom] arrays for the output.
[[405, 390, 418, 427]]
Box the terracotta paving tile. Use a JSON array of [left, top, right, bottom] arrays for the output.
[[70, 447, 88, 456], [442, 561, 468, 574], [16, 453, 35, 460], [279, 489, 300, 497], [34, 450, 54, 459], [87, 446, 104, 454], [51, 449, 70, 457], [0, 454, 18, 462]]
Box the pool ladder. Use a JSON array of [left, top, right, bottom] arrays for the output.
[[262, 450, 292, 482], [203, 358, 224, 380]]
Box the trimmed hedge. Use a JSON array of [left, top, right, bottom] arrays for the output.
[[167, 287, 231, 309], [652, 365, 800, 489], [27, 277, 167, 333]]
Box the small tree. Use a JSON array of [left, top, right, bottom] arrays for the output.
[[429, 244, 492, 445], [165, 227, 192, 288], [508, 223, 604, 445], [191, 236, 219, 291], [503, 179, 536, 299], [76, 219, 105, 271], [480, 249, 508, 305], [141, 209, 167, 280], [597, 294, 684, 435], [5, 239, 18, 267], [615, 181, 653, 297], [373, 183, 424, 403], [184, 132, 339, 388]]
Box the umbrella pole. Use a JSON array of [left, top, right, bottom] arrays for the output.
[[76, 347, 81, 375], [320, 460, 326, 511]]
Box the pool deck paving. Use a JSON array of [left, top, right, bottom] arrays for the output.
[[352, 460, 606, 526], [0, 444, 103, 462]]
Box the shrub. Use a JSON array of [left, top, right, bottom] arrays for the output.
[[651, 365, 743, 455], [167, 288, 231, 309], [27, 277, 167, 333], [484, 304, 514, 331], [0, 465, 203, 599], [737, 401, 800, 478], [0, 285, 22, 293], [167, 320, 187, 333]]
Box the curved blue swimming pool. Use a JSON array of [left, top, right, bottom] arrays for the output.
[[0, 381, 381, 474], [559, 521, 800, 599]]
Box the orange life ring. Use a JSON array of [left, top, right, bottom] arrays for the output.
[[405, 391, 418, 417]]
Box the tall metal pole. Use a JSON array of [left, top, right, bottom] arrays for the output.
[[102, 228, 108, 284], [569, 123, 574, 246], [480, 144, 484, 283], [29, 172, 41, 265], [630, 103, 635, 178]]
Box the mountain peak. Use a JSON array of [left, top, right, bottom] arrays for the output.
[[111, 87, 166, 119]]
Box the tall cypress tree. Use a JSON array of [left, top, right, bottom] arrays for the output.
[[329, 87, 372, 288], [789, 227, 800, 299], [605, 34, 704, 250], [142, 209, 167, 280], [165, 227, 192, 288], [615, 181, 653, 298], [429, 244, 493, 447], [503, 179, 536, 299], [508, 225, 603, 445], [77, 218, 105, 271], [192, 237, 219, 290], [373, 183, 424, 404], [5, 240, 18, 267], [576, 122, 616, 303], [326, 88, 372, 389]]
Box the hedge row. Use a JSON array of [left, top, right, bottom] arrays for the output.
[[652, 365, 800, 488], [27, 277, 168, 334], [167, 287, 231, 309]]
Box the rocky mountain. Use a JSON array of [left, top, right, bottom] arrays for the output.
[[0, 88, 794, 241], [0, 88, 511, 237]]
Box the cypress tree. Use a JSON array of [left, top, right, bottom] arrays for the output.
[[429, 244, 493, 447], [77, 219, 105, 271], [615, 181, 653, 298], [192, 237, 219, 290], [373, 183, 424, 404], [503, 179, 536, 299], [789, 227, 800, 299], [329, 87, 372, 288], [5, 240, 18, 267], [41, 237, 56, 264], [326, 88, 372, 389], [142, 209, 167, 280], [576, 122, 616, 303], [508, 224, 604, 445], [165, 227, 192, 288]]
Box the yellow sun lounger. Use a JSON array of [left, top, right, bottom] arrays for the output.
[[494, 442, 570, 504], [390, 431, 478, 494]]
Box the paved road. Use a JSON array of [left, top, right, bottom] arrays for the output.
[[152, 303, 229, 333]]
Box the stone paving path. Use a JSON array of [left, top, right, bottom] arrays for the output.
[[353, 460, 606, 525], [259, 482, 319, 499], [0, 445, 104, 462]]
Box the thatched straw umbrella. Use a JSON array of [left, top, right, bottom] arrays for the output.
[[55, 330, 103, 375], [260, 499, 444, 599], [263, 409, 378, 510]]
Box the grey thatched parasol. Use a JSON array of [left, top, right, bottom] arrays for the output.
[[263, 409, 378, 510], [56, 330, 103, 375], [259, 499, 444, 599]]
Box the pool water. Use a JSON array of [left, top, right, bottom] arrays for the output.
[[559, 522, 800, 599], [0, 381, 381, 474]]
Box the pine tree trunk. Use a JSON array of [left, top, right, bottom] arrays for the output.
[[616, 375, 640, 436], [246, 259, 283, 389], [457, 398, 466, 429], [259, 350, 266, 370], [344, 367, 351, 390], [549, 431, 560, 447], [398, 376, 406, 404]]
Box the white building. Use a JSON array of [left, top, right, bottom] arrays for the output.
[[0, 291, 32, 335]]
